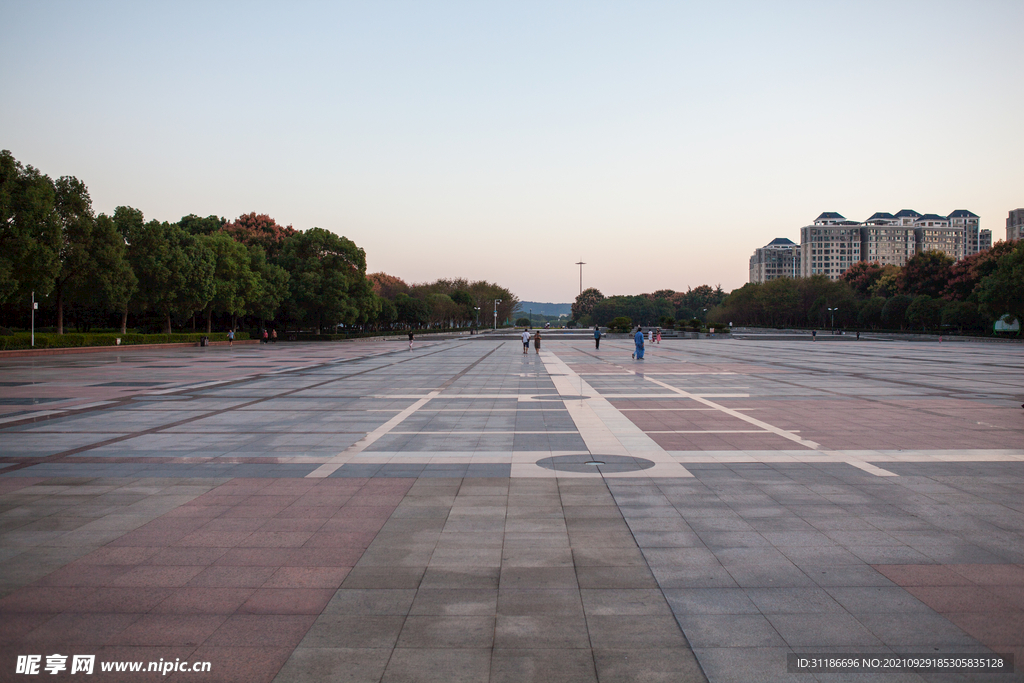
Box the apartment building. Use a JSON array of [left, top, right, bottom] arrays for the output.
[[861, 212, 916, 267], [1008, 209, 1024, 242], [914, 213, 965, 260], [749, 237, 801, 283], [800, 213, 862, 280]]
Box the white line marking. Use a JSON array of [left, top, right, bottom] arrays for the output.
[[306, 390, 441, 478], [845, 460, 898, 477]]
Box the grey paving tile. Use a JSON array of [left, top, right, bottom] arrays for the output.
[[409, 589, 497, 616], [676, 614, 786, 648], [381, 648, 491, 683], [593, 648, 707, 683], [299, 615, 405, 648], [766, 613, 885, 647], [274, 647, 392, 683], [490, 649, 598, 683], [397, 615, 495, 648], [322, 589, 417, 615], [498, 589, 584, 617], [494, 614, 590, 649]]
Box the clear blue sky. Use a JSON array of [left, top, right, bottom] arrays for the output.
[[3, 0, 1022, 302]]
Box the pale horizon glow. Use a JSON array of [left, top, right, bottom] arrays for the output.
[[2, 1, 1022, 303]]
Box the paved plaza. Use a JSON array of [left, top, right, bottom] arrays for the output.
[[1, 335, 1022, 682]]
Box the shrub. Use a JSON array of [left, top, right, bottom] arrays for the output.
[[881, 295, 913, 330], [515, 318, 531, 327], [609, 316, 632, 333]]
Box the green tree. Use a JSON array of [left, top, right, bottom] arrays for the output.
[[881, 294, 913, 330], [89, 214, 137, 333], [977, 240, 1024, 329], [857, 297, 886, 329], [571, 287, 604, 322], [199, 232, 260, 333], [130, 221, 215, 334], [179, 214, 225, 236], [395, 292, 430, 327], [0, 150, 60, 304], [905, 295, 943, 331], [941, 301, 985, 333], [247, 246, 289, 324], [279, 228, 373, 333], [515, 317, 531, 327], [52, 176, 97, 334]]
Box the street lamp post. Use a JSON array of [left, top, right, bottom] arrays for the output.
[[828, 307, 838, 333], [31, 291, 36, 347], [474, 307, 480, 328], [575, 260, 586, 295], [529, 308, 532, 328], [493, 299, 502, 330]]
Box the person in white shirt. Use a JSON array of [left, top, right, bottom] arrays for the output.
[[521, 329, 531, 354]]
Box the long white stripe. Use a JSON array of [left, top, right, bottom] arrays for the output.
[[306, 390, 440, 478]]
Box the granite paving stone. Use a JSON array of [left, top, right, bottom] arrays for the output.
[[2, 337, 1022, 682]]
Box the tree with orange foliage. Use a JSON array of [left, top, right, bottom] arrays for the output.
[[221, 213, 296, 259], [367, 272, 409, 300]]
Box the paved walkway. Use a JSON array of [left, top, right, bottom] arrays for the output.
[[1, 337, 1022, 682]]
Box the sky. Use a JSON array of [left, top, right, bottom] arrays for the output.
[[2, 0, 1022, 303]]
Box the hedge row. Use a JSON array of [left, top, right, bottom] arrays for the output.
[[0, 331, 249, 351], [284, 328, 475, 342]]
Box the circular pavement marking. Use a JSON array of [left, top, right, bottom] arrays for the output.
[[534, 454, 656, 473]]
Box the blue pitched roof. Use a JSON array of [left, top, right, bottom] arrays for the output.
[[766, 237, 796, 246], [867, 212, 895, 220], [815, 212, 846, 220], [894, 209, 921, 218], [916, 213, 948, 221], [947, 209, 978, 218]]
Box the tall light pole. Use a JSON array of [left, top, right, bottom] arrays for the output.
[[828, 307, 838, 332], [575, 260, 586, 295], [474, 307, 480, 328], [493, 299, 502, 330], [529, 308, 532, 328], [31, 291, 36, 347]]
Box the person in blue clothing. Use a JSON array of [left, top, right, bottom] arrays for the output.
[[633, 327, 645, 360], [594, 326, 601, 349]]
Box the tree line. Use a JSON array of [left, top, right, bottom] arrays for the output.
[[708, 244, 1023, 332], [0, 150, 518, 335], [571, 285, 727, 328]]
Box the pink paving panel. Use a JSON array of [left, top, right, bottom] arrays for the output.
[[0, 477, 414, 683], [875, 564, 1024, 667]]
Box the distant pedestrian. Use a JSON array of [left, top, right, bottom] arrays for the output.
[[594, 326, 601, 349], [271, 329, 277, 343], [812, 330, 817, 342], [534, 330, 541, 353], [633, 327, 645, 360], [521, 329, 530, 354], [408, 330, 414, 350], [656, 329, 662, 344], [262, 329, 268, 344], [856, 331, 860, 340], [227, 329, 234, 347]]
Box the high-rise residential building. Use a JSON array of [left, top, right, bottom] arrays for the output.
[[861, 212, 916, 267], [749, 238, 801, 283], [1008, 209, 1024, 242], [949, 210, 983, 255], [979, 229, 992, 251], [761, 209, 984, 283], [914, 213, 965, 260], [800, 213, 862, 280]]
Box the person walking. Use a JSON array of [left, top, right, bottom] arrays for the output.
[[521, 328, 530, 354], [633, 327, 645, 360], [533, 329, 541, 353], [594, 326, 601, 349], [812, 330, 817, 342], [227, 329, 234, 347], [656, 329, 662, 344], [271, 329, 277, 343], [262, 329, 268, 344], [408, 330, 414, 350]]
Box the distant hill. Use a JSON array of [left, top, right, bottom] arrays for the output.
[[518, 301, 572, 317]]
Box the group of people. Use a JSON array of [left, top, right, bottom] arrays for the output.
[[521, 328, 542, 354]]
